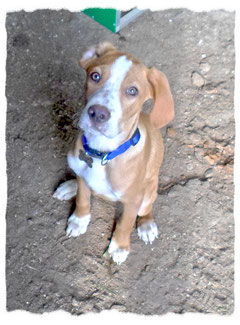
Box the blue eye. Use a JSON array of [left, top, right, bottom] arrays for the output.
[[127, 86, 138, 96], [90, 72, 101, 82]]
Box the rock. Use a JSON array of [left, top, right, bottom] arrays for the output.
[[110, 304, 126, 312], [204, 168, 214, 179], [191, 71, 205, 87], [199, 62, 211, 73], [167, 127, 176, 138]]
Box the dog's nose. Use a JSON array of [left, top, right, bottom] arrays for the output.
[[88, 105, 110, 124]]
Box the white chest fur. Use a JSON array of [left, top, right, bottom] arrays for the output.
[[67, 153, 119, 201]]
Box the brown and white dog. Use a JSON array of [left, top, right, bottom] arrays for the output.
[[53, 42, 174, 264]]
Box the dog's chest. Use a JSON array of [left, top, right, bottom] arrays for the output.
[[67, 154, 120, 201]]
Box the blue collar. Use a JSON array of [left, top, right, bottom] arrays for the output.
[[82, 128, 141, 166]]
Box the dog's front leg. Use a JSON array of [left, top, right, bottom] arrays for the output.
[[66, 176, 91, 237], [108, 200, 141, 265]]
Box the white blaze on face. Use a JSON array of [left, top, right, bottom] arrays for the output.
[[80, 55, 132, 140]]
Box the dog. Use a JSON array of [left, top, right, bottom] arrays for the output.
[[53, 42, 174, 264]]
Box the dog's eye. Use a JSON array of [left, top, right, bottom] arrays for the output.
[[90, 72, 101, 82], [127, 86, 138, 96]]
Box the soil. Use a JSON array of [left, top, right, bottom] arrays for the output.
[[5, 9, 235, 315]]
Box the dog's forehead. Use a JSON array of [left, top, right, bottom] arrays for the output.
[[108, 55, 133, 84], [111, 55, 148, 84], [88, 52, 145, 82]]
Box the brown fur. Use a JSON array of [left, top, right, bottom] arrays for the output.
[[71, 42, 174, 258]]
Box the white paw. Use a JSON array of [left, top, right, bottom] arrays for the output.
[[66, 213, 91, 237], [137, 221, 159, 244], [108, 240, 129, 265], [53, 179, 77, 200]]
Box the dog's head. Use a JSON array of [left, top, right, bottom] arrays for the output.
[[79, 42, 174, 148]]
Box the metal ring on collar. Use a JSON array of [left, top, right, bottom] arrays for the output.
[[101, 154, 109, 166]]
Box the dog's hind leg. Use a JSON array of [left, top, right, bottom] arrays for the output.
[[137, 211, 159, 244], [53, 179, 78, 200], [136, 179, 159, 244], [108, 200, 141, 264]]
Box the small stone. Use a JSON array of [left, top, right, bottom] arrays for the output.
[[204, 168, 214, 178], [167, 127, 176, 137], [110, 304, 126, 312], [187, 164, 193, 171], [204, 155, 216, 165], [205, 88, 218, 94], [191, 71, 205, 87], [71, 298, 80, 307], [199, 62, 211, 73]]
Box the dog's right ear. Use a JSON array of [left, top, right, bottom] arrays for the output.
[[80, 42, 116, 69]]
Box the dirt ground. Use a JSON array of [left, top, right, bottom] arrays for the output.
[[5, 9, 234, 315]]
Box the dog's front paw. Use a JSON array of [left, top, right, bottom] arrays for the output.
[[137, 221, 159, 244], [66, 213, 91, 237], [108, 239, 129, 265], [53, 179, 78, 200]]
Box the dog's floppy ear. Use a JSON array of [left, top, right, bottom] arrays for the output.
[[80, 42, 116, 69], [147, 67, 174, 128]]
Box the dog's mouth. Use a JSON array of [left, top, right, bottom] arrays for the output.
[[79, 112, 118, 139], [89, 121, 110, 137]]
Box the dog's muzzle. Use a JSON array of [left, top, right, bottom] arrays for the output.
[[88, 105, 110, 125]]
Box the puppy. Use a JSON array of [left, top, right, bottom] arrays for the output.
[[53, 42, 174, 264]]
